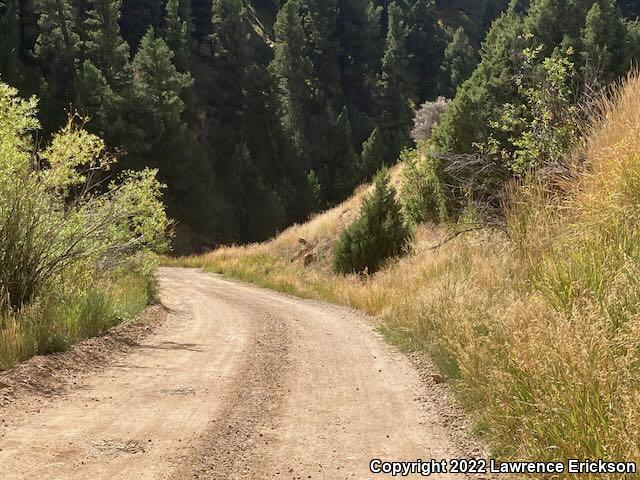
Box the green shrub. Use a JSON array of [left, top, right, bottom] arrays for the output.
[[333, 170, 412, 275], [400, 146, 448, 224], [0, 82, 169, 310], [0, 82, 168, 369]]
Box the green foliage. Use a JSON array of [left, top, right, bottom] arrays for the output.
[[442, 27, 478, 96], [209, 0, 248, 126], [580, 0, 631, 82], [330, 106, 361, 201], [335, 0, 381, 115], [433, 0, 635, 156], [405, 0, 447, 102], [400, 146, 447, 224], [361, 126, 387, 178], [164, 0, 190, 70], [84, 0, 131, 89], [0, 270, 155, 369], [432, 8, 526, 153], [0, 83, 169, 309], [271, 0, 315, 158], [487, 44, 580, 176], [297, 0, 342, 109], [333, 169, 412, 274], [34, 0, 81, 121], [377, 1, 413, 154], [129, 28, 193, 154], [6, 0, 640, 250]]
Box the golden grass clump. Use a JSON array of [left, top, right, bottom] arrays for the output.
[[167, 76, 640, 475]]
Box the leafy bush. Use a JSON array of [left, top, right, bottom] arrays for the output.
[[333, 170, 412, 275], [400, 146, 448, 224], [485, 45, 580, 176], [0, 82, 168, 369], [0, 83, 169, 310]]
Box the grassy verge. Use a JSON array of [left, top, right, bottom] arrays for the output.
[[165, 77, 640, 474], [0, 272, 156, 370]]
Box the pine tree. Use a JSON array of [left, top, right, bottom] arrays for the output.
[[129, 28, 193, 158], [34, 0, 80, 99], [297, 0, 342, 110], [333, 169, 412, 274], [377, 1, 413, 161], [164, 0, 190, 71], [271, 0, 315, 160], [442, 27, 478, 96], [432, 0, 637, 155], [209, 0, 248, 125], [84, 0, 131, 90], [581, 0, 629, 83], [227, 143, 287, 241], [405, 0, 447, 102], [0, 0, 23, 86], [331, 106, 360, 200], [431, 6, 526, 152], [76, 60, 113, 130], [361, 126, 386, 178], [336, 0, 381, 116]]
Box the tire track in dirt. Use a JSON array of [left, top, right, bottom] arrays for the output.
[[0, 268, 483, 479]]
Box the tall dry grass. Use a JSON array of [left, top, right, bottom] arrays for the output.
[[167, 75, 640, 474]]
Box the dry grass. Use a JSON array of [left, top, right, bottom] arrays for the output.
[[166, 76, 640, 475]]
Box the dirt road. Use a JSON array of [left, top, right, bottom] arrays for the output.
[[0, 268, 474, 479]]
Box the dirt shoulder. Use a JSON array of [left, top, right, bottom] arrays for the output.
[[0, 304, 167, 409]]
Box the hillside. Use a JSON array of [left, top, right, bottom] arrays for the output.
[[170, 74, 640, 470]]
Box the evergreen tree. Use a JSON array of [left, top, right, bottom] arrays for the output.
[[164, 0, 190, 71], [377, 1, 413, 161], [405, 0, 447, 102], [442, 27, 479, 96], [433, 0, 636, 155], [76, 60, 113, 130], [297, 0, 342, 110], [336, 0, 381, 115], [227, 143, 287, 240], [432, 5, 527, 152], [34, 0, 80, 96], [333, 169, 412, 274], [208, 0, 248, 129], [84, 0, 131, 90], [129, 28, 193, 159], [330, 106, 360, 200], [361, 126, 386, 178], [581, 0, 630, 83], [271, 0, 315, 161], [0, 0, 23, 86]]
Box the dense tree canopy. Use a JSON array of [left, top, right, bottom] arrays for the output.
[[1, 0, 638, 250]]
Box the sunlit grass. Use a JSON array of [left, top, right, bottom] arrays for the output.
[[0, 272, 154, 370], [165, 76, 640, 475]]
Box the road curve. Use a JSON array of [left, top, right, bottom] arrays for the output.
[[0, 267, 468, 479]]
